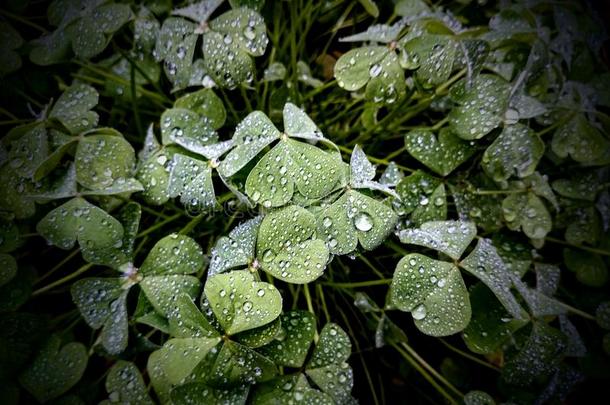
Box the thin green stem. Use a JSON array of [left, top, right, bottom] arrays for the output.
[[317, 284, 331, 323], [136, 213, 182, 238], [555, 301, 596, 320], [33, 263, 94, 296], [35, 249, 80, 285], [438, 339, 501, 372], [179, 213, 205, 235], [0, 9, 48, 33], [545, 236, 610, 257]]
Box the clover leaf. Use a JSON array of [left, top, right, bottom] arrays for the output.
[[172, 382, 249, 405], [258, 310, 316, 368], [563, 248, 608, 287], [256, 205, 329, 283], [19, 335, 88, 403], [204, 270, 282, 335], [459, 238, 524, 319], [49, 82, 99, 134], [399, 220, 477, 260], [252, 373, 334, 404], [0, 22, 24, 76], [449, 74, 511, 140], [391, 253, 471, 336], [102, 361, 153, 405], [552, 114, 609, 163], [501, 191, 552, 240], [396, 170, 447, 226], [482, 124, 545, 183], [208, 216, 263, 276], [405, 128, 476, 177]]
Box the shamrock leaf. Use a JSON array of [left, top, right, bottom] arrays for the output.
[[71, 278, 128, 355], [305, 323, 354, 403], [252, 374, 334, 404], [207, 339, 277, 386], [335, 46, 406, 104], [563, 249, 607, 287], [103, 361, 153, 405], [140, 233, 205, 276], [257, 205, 329, 283], [552, 114, 609, 163], [19, 335, 88, 403], [259, 310, 316, 368], [399, 220, 476, 260], [48, 82, 99, 134], [502, 192, 552, 239], [464, 391, 496, 405], [174, 88, 226, 129], [160, 109, 219, 154], [154, 18, 198, 89], [4, 123, 49, 181], [340, 23, 403, 44], [391, 253, 471, 336], [172, 382, 249, 405], [502, 322, 567, 387], [167, 153, 216, 212], [208, 216, 263, 276], [0, 22, 24, 76], [463, 283, 528, 354], [401, 31, 458, 89], [449, 74, 511, 140], [37, 197, 124, 251], [379, 162, 404, 187], [168, 294, 220, 339], [459, 238, 524, 319], [317, 190, 398, 255], [404, 128, 476, 176], [396, 170, 447, 226], [75, 129, 140, 192], [482, 124, 545, 183], [204, 270, 282, 335]]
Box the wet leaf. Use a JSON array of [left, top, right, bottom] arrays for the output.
[[167, 154, 216, 212], [396, 170, 444, 220], [0, 22, 24, 75], [251, 374, 333, 404], [171, 382, 249, 405], [502, 192, 552, 239], [140, 233, 204, 276], [168, 294, 220, 339], [208, 216, 262, 276], [104, 361, 153, 404], [154, 18, 198, 89], [399, 220, 476, 260], [340, 23, 403, 44], [257, 205, 329, 283], [463, 283, 527, 355], [405, 128, 476, 176], [208, 339, 277, 386], [552, 114, 609, 163], [449, 74, 511, 140], [37, 197, 123, 252], [259, 310, 316, 368], [459, 238, 524, 319], [19, 335, 88, 403], [391, 253, 471, 336], [175, 88, 226, 129], [563, 249, 607, 287], [464, 390, 495, 405], [482, 124, 544, 183], [140, 275, 201, 318], [49, 83, 99, 134], [205, 270, 282, 335], [403, 33, 457, 88], [317, 190, 398, 255], [596, 302, 610, 330]]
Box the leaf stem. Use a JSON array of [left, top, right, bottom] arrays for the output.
[[34, 248, 80, 285], [544, 236, 610, 257], [322, 279, 392, 288], [136, 213, 182, 238], [32, 263, 94, 296], [438, 339, 501, 372]]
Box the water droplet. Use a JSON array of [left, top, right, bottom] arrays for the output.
[[412, 304, 427, 320], [369, 64, 382, 78], [354, 212, 373, 232], [322, 217, 333, 228], [257, 288, 265, 297], [262, 249, 275, 262], [242, 301, 253, 312]]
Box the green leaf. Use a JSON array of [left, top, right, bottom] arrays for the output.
[[0, 22, 24, 75], [245, 138, 344, 207], [340, 23, 402, 44], [552, 172, 598, 202], [19, 335, 88, 403], [563, 249, 608, 287], [168, 294, 220, 338], [154, 18, 198, 89], [220, 111, 281, 178], [257, 205, 329, 283], [0, 165, 36, 218], [264, 62, 287, 81], [396, 170, 443, 218], [140, 233, 204, 276], [379, 161, 404, 187], [49, 82, 99, 134], [399, 220, 476, 260], [305, 364, 354, 404], [449, 179, 504, 232], [209, 216, 262, 276], [564, 206, 600, 246], [205, 270, 282, 335], [37, 197, 124, 251], [71, 278, 129, 354], [172, 0, 224, 22], [6, 123, 48, 180], [596, 302, 610, 330], [0, 220, 20, 253], [174, 88, 226, 130], [0, 253, 17, 287], [482, 124, 545, 182], [317, 190, 398, 255], [167, 154, 216, 212], [335, 46, 405, 104], [105, 361, 153, 404], [403, 33, 457, 89], [209, 8, 268, 57], [552, 114, 609, 163], [308, 323, 351, 368], [252, 374, 333, 405], [502, 322, 567, 387], [171, 382, 249, 405], [463, 283, 528, 355], [405, 128, 476, 176], [81, 202, 140, 268], [259, 310, 316, 368], [148, 337, 222, 402], [459, 238, 524, 319], [502, 192, 552, 239], [464, 390, 496, 405], [449, 74, 511, 140], [395, 0, 430, 17], [75, 131, 138, 191], [140, 275, 201, 318], [235, 317, 281, 348], [208, 339, 277, 385], [160, 107, 222, 155], [391, 253, 471, 336]]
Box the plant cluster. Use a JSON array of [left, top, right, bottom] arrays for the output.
[[1, 0, 610, 404]]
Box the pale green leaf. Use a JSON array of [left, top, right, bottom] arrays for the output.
[[208, 216, 262, 276], [258, 310, 316, 368], [154, 18, 198, 89], [340, 23, 402, 43], [140, 275, 201, 318], [205, 270, 282, 335], [405, 128, 476, 176], [167, 154, 216, 212], [399, 220, 476, 260], [140, 233, 203, 276], [168, 294, 221, 339], [49, 82, 99, 134], [257, 205, 329, 283], [308, 323, 351, 368], [160, 108, 219, 154], [174, 88, 226, 129], [172, 382, 249, 405]]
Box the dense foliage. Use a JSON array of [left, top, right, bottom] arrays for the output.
[[1, 0, 610, 404]]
